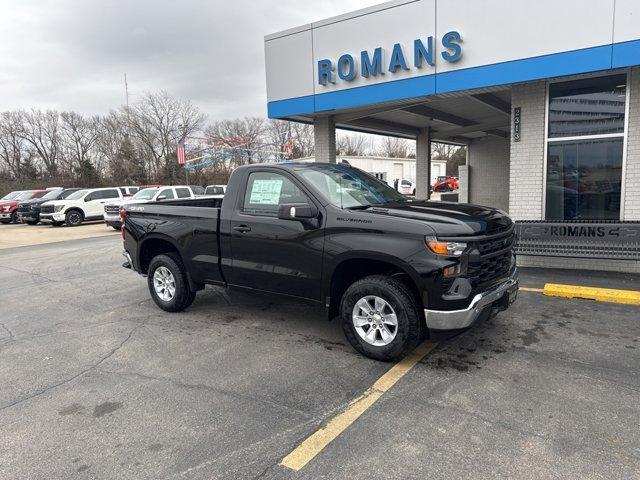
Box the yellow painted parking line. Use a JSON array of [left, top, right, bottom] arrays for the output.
[[543, 283, 640, 306], [519, 287, 544, 293], [280, 341, 438, 471]]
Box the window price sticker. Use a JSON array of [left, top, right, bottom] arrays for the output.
[[249, 179, 283, 205]]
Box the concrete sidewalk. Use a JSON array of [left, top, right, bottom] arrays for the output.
[[519, 266, 640, 292]]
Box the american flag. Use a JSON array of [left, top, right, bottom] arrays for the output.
[[176, 142, 186, 165]]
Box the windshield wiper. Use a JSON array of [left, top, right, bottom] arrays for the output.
[[345, 204, 378, 210]]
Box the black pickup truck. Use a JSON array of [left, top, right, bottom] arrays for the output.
[[122, 162, 518, 361]]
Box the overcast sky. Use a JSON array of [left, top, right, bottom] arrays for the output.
[[0, 0, 380, 120]]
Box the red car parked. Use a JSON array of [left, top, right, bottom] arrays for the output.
[[0, 190, 48, 224]]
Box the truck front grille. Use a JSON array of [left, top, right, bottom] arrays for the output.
[[468, 230, 515, 286], [40, 205, 54, 214], [17, 204, 32, 213], [104, 205, 120, 215]]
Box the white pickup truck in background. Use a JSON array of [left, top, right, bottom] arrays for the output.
[[103, 186, 198, 229]]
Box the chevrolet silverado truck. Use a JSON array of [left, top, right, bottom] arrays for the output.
[[122, 162, 518, 361]]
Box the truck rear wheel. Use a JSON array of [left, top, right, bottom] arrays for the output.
[[340, 275, 423, 361], [148, 253, 196, 312]]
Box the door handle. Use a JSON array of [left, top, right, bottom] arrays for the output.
[[233, 225, 251, 233]]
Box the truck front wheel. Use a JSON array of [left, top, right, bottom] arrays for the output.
[[340, 275, 423, 361], [148, 253, 196, 312]]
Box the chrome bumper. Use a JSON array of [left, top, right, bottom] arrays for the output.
[[424, 269, 519, 330]]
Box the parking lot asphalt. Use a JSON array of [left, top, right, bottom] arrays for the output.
[[0, 235, 639, 479]]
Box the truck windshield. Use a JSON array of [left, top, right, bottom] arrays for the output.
[[1, 191, 20, 200], [133, 188, 159, 200], [41, 189, 63, 200], [66, 190, 88, 200], [299, 164, 408, 208]]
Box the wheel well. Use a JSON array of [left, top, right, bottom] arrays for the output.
[[65, 207, 84, 219], [329, 258, 423, 318], [139, 238, 180, 274]]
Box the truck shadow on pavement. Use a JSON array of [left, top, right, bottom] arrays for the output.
[[420, 291, 639, 372]]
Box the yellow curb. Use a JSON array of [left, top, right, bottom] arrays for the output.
[[543, 283, 640, 306]]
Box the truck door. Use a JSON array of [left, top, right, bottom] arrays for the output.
[[228, 170, 324, 301]]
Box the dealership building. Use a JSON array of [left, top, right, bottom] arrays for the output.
[[264, 0, 640, 272]]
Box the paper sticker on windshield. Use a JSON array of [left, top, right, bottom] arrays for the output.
[[249, 179, 283, 205]]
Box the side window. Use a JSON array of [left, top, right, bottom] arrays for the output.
[[243, 172, 308, 216], [176, 188, 191, 198], [85, 191, 97, 201], [158, 188, 175, 200], [102, 189, 120, 199]]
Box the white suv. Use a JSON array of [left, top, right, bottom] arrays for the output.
[[40, 187, 123, 227], [103, 185, 197, 229]]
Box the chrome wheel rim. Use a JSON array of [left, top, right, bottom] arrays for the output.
[[153, 266, 176, 302], [68, 212, 80, 224], [352, 295, 398, 346]]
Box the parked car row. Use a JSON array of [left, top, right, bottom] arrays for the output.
[[103, 185, 209, 229], [0, 184, 224, 227]]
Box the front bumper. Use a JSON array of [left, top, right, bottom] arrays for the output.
[[424, 268, 518, 330], [40, 213, 66, 222], [0, 212, 12, 220], [17, 211, 38, 221]]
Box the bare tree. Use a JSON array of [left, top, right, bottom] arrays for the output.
[[206, 117, 266, 167], [290, 122, 314, 158], [60, 111, 100, 176], [431, 142, 461, 160], [124, 91, 206, 182], [17, 109, 62, 179], [0, 111, 27, 179], [378, 136, 410, 158], [266, 120, 292, 161], [336, 133, 366, 156]]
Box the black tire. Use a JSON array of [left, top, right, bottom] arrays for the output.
[[111, 225, 121, 230], [10, 212, 17, 223], [340, 275, 423, 361], [65, 209, 83, 226], [51, 221, 64, 227], [26, 220, 39, 225], [0, 220, 9, 224], [147, 253, 196, 312]]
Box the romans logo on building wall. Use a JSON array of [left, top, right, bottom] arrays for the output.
[[317, 31, 463, 86]]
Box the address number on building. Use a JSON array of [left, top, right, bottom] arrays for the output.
[[513, 107, 521, 142]]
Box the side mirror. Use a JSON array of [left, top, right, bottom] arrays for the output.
[[156, 195, 167, 201], [278, 203, 318, 220], [84, 196, 92, 202]]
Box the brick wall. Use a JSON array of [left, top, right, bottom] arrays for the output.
[[415, 128, 431, 199], [313, 116, 336, 164], [509, 82, 546, 220], [624, 67, 640, 220], [467, 136, 510, 211]]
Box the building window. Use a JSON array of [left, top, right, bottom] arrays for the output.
[[545, 74, 626, 220]]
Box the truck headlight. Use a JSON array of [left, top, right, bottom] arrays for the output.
[[425, 236, 467, 257], [54, 205, 65, 212]]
